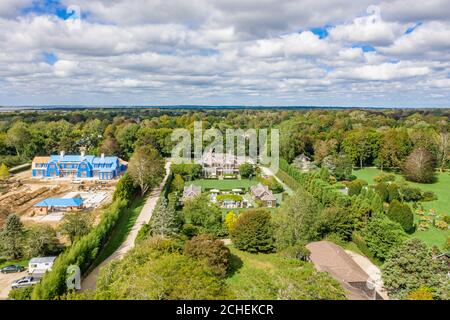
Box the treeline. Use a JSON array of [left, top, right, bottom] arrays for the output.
[[1, 109, 448, 175], [278, 109, 449, 178]]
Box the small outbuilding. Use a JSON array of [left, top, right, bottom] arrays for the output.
[[33, 197, 84, 215], [28, 256, 57, 275], [250, 183, 277, 207]]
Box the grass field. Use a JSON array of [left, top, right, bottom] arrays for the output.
[[225, 246, 345, 299], [353, 168, 449, 249], [191, 178, 258, 191], [89, 196, 145, 269]]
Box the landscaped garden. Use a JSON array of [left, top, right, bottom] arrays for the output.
[[354, 168, 449, 249], [190, 178, 259, 191]]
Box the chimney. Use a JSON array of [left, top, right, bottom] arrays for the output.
[[101, 153, 105, 159], [60, 150, 65, 158], [80, 150, 85, 158]]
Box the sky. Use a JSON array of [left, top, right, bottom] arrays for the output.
[[0, 0, 450, 107]]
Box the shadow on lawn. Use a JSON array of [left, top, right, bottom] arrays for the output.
[[227, 253, 243, 277]]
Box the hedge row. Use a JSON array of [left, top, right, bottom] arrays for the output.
[[278, 159, 350, 208], [278, 159, 387, 260]]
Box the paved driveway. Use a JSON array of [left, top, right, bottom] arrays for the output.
[[0, 271, 28, 299], [81, 162, 171, 291]]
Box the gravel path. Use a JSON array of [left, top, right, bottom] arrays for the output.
[[0, 271, 28, 299], [81, 162, 171, 291], [260, 166, 294, 195]]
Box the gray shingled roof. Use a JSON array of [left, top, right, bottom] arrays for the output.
[[29, 256, 57, 264]]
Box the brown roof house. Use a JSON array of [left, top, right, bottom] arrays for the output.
[[306, 241, 384, 300], [181, 184, 201, 202], [250, 183, 277, 207]]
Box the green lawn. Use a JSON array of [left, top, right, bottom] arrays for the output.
[[88, 196, 145, 270], [225, 246, 345, 299], [353, 168, 449, 249], [190, 179, 259, 191]]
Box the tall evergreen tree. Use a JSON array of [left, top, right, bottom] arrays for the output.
[[150, 197, 179, 237], [0, 213, 25, 259]]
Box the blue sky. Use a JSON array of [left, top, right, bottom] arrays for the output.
[[0, 0, 449, 107]]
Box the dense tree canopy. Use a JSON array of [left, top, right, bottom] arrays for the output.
[[382, 239, 449, 300]]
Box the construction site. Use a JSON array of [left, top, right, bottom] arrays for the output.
[[0, 169, 117, 228]]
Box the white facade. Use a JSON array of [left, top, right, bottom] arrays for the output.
[[28, 256, 57, 275]]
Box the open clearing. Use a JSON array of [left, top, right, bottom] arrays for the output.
[[354, 168, 449, 248]]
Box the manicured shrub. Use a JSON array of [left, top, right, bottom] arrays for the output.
[[400, 185, 423, 202], [113, 172, 136, 201], [274, 188, 321, 249], [360, 214, 406, 261], [319, 206, 354, 241], [182, 194, 224, 236], [224, 211, 238, 233], [346, 179, 367, 196], [422, 191, 437, 201], [231, 209, 275, 253], [382, 239, 448, 300], [374, 182, 389, 202], [171, 163, 202, 180], [374, 173, 396, 183], [184, 234, 231, 278], [351, 231, 377, 262], [387, 200, 415, 232], [434, 220, 448, 230], [181, 223, 200, 239], [407, 287, 434, 300], [239, 163, 256, 178], [387, 183, 400, 202], [280, 244, 311, 261], [8, 286, 33, 300]]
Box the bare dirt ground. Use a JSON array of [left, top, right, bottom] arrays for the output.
[[0, 271, 28, 300], [0, 170, 116, 228]]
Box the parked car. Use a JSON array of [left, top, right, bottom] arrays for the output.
[[1, 264, 25, 274], [11, 276, 40, 289]]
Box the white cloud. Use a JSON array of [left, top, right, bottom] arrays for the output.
[[330, 62, 430, 81], [0, 0, 449, 107], [0, 0, 32, 18], [54, 60, 79, 77], [380, 21, 450, 59], [329, 7, 404, 46]]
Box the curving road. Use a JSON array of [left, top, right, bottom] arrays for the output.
[[81, 162, 171, 291]]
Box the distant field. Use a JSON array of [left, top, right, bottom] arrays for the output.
[[353, 168, 449, 249], [190, 179, 258, 191]]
